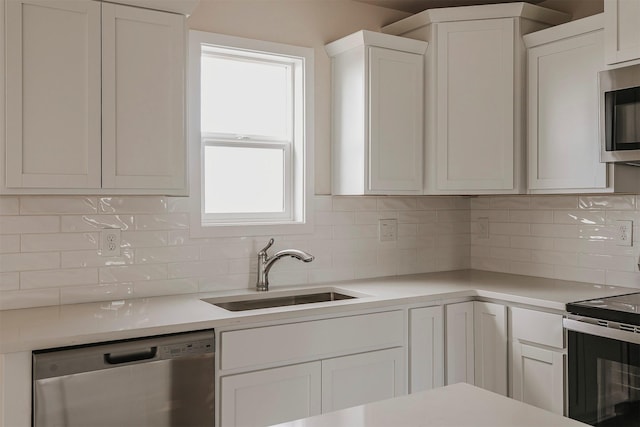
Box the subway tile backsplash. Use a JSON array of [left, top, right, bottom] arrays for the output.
[[1, 194, 639, 310], [471, 195, 640, 288], [0, 195, 470, 310]]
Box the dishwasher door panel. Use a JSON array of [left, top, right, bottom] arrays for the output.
[[33, 332, 214, 427]]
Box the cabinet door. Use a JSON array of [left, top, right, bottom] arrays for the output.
[[435, 19, 515, 191], [528, 29, 606, 191], [5, 0, 101, 189], [368, 47, 423, 193], [605, 0, 640, 65], [409, 306, 444, 393], [102, 3, 186, 191], [512, 342, 565, 415], [220, 362, 321, 427], [321, 347, 405, 413], [445, 301, 474, 385], [473, 301, 507, 396]]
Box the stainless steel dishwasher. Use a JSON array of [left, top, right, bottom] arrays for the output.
[[33, 330, 215, 427]]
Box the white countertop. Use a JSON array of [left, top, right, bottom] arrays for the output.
[[271, 383, 587, 427], [0, 269, 634, 353]]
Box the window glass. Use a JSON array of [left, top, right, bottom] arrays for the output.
[[203, 145, 285, 214], [200, 54, 291, 139]]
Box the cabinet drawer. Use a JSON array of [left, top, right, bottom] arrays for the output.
[[511, 307, 564, 348], [220, 311, 404, 371]]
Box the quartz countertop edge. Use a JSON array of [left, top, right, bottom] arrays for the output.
[[270, 382, 588, 427], [0, 269, 633, 354]]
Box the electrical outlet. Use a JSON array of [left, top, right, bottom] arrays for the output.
[[477, 217, 489, 239], [100, 228, 121, 256], [616, 220, 633, 247], [379, 219, 397, 242]]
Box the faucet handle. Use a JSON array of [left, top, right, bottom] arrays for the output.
[[259, 238, 275, 254]]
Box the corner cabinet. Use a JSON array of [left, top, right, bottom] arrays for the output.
[[605, 0, 640, 65], [382, 3, 569, 194], [524, 14, 640, 194], [444, 301, 507, 396], [326, 30, 427, 195], [3, 0, 187, 195]]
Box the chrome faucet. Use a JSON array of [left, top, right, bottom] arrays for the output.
[[256, 238, 314, 292]]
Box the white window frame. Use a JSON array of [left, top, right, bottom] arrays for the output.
[[188, 31, 314, 238]]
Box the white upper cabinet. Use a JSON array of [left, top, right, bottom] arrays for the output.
[[326, 31, 427, 195], [3, 0, 187, 195], [5, 0, 102, 189], [382, 3, 569, 195], [605, 0, 640, 65], [525, 14, 640, 194], [101, 3, 185, 191], [435, 18, 516, 192]]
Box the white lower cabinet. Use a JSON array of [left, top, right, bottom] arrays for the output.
[[321, 348, 405, 412], [220, 362, 322, 427], [218, 311, 406, 427], [444, 301, 507, 396], [220, 348, 404, 427], [510, 307, 566, 415], [409, 306, 444, 393], [445, 301, 475, 385], [473, 301, 508, 396], [511, 342, 565, 415]]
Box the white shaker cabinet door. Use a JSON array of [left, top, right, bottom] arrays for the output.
[[605, 0, 640, 65], [368, 46, 424, 193], [512, 342, 565, 415], [220, 362, 321, 427], [527, 28, 606, 191], [5, 0, 102, 189], [321, 347, 405, 413], [409, 305, 444, 393], [101, 3, 186, 191], [435, 19, 515, 191], [445, 301, 475, 385], [473, 301, 507, 396]]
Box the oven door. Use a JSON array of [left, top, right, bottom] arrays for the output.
[[565, 318, 640, 426]]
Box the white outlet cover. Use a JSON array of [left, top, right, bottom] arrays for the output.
[[100, 228, 121, 256], [379, 219, 397, 242], [616, 220, 633, 247]]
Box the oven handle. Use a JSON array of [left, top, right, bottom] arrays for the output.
[[563, 318, 640, 345]]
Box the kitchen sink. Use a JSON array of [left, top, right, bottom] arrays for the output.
[[203, 291, 357, 312]]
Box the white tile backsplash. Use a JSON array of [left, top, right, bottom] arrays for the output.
[[472, 195, 640, 288], [5, 193, 639, 309], [0, 195, 471, 309]]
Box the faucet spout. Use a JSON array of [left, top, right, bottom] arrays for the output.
[[256, 239, 314, 292]]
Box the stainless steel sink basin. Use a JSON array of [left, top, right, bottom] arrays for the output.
[[203, 291, 357, 312]]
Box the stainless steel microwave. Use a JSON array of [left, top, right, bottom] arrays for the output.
[[600, 64, 640, 165]]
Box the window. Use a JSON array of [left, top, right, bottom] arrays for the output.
[[189, 31, 314, 237]]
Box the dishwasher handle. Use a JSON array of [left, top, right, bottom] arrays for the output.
[[104, 346, 158, 365]]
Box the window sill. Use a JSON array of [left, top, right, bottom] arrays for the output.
[[189, 211, 314, 238]]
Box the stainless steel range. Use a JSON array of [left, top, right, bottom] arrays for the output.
[[565, 293, 640, 426]]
